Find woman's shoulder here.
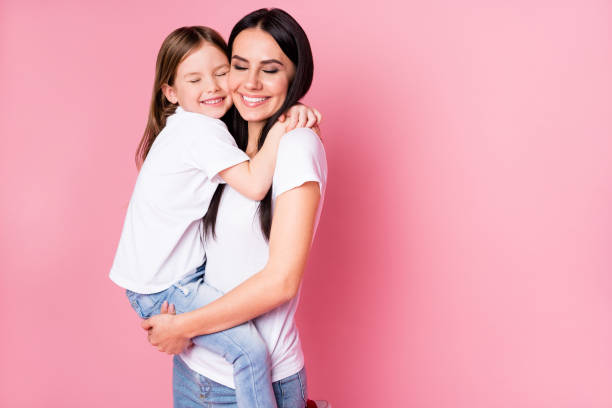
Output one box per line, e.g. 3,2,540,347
273,127,327,197
278,127,325,161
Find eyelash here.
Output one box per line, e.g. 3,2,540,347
232,65,278,74
189,72,226,82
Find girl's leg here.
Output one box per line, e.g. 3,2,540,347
173,356,307,408
169,276,276,408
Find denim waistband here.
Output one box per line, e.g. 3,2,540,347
176,262,206,286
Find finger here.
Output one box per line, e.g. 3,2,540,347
278,113,286,122
314,109,322,124
288,113,298,131
306,110,316,128
141,319,152,330
296,110,307,128
160,301,168,314
169,303,176,315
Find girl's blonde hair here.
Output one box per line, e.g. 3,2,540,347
135,26,227,168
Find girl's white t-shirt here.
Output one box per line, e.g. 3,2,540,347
179,128,327,388
109,107,249,294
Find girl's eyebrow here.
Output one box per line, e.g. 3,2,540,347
232,55,284,66
183,64,228,76
213,63,230,70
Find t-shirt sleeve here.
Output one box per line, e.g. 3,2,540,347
183,116,249,183
273,127,328,199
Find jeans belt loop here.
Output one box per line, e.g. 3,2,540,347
175,282,189,296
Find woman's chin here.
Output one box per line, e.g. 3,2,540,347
236,110,270,123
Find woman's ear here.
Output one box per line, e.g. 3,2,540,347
161,83,178,104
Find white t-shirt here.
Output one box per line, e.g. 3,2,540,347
109,107,249,294
179,127,328,388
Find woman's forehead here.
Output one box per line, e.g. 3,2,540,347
232,28,288,64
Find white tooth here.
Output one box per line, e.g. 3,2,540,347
243,96,266,103
202,98,222,104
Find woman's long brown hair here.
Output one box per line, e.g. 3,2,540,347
202,9,314,241
135,26,228,168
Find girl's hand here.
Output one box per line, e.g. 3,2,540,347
141,301,193,355
278,103,322,132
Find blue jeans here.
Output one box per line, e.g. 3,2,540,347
126,266,276,408
173,354,308,408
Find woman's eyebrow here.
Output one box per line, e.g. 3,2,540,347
232,55,284,66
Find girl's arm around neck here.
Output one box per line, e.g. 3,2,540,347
217,122,286,201
177,181,321,337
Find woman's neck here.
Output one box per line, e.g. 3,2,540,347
246,121,265,158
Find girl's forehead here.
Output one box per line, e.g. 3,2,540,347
178,44,229,73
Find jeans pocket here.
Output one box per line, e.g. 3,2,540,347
297,368,308,402
125,289,167,319
278,369,308,406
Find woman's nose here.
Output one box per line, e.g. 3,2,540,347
244,70,262,90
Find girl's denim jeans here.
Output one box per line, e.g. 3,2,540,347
172,354,308,408
126,265,276,408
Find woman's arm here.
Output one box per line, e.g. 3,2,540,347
142,181,321,352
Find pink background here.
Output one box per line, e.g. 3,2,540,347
1,0,611,407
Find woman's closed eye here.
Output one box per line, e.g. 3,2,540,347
232,64,248,71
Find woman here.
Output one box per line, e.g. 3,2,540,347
141,8,327,407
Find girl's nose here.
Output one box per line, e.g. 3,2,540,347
203,76,220,93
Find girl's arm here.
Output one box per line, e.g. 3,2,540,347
218,106,320,201
217,121,284,201
142,181,321,352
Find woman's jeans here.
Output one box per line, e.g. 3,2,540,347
173,354,308,408
126,266,276,408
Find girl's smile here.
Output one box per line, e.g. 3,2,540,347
163,42,233,119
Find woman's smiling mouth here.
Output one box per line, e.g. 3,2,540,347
240,94,270,107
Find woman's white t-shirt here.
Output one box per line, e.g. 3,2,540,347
179,128,327,388
109,107,249,294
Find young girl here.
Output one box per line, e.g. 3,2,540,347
109,26,319,408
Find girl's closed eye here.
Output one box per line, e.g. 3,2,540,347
189,78,201,83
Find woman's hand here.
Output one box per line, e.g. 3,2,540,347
141,301,193,355
278,103,322,131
